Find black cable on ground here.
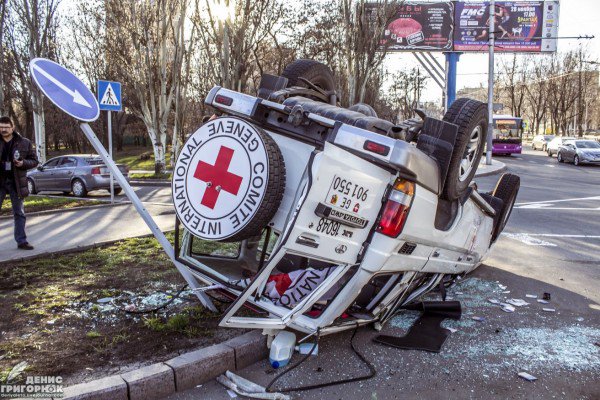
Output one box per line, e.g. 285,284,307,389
265,323,376,393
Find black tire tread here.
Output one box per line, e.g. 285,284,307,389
491,173,520,242
282,59,335,91
223,126,286,242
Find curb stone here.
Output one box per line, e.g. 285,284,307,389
62,375,128,400
0,202,129,220
121,363,174,400
59,331,267,399
129,180,170,187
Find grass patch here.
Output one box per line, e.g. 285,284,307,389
129,172,172,180
45,146,172,172
114,148,172,171
86,331,102,339
0,196,105,216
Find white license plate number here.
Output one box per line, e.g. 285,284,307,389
325,175,369,214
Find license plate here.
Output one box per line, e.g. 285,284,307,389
325,175,370,215
315,203,368,228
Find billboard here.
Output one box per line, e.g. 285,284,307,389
382,2,454,51
379,1,559,53
453,1,559,52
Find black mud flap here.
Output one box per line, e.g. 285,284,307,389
373,301,461,353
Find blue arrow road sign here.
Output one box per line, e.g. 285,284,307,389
29,58,99,122
98,80,122,112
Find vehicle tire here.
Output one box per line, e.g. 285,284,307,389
532,143,536,150
224,129,286,242
441,98,487,201
557,152,564,163
113,188,122,195
348,103,378,117
547,149,552,157
491,173,520,242
71,179,88,198
282,59,336,92
574,155,580,166
27,178,37,195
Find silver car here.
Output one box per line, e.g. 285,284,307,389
27,155,130,197
557,140,600,166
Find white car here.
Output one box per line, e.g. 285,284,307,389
531,134,554,151
547,136,576,156
172,60,520,338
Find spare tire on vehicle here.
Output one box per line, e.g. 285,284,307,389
172,116,286,242
441,98,487,201
282,59,336,92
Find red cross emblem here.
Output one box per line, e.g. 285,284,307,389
194,146,243,209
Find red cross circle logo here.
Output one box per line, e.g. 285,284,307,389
193,146,243,209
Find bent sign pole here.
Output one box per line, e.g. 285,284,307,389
79,123,217,312
29,58,216,312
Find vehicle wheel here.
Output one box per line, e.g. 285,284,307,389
71,179,88,198
574,155,580,166
557,152,563,163
282,59,336,92
27,178,37,195
113,188,122,195
491,173,520,242
531,143,536,150
547,149,552,157
441,98,487,201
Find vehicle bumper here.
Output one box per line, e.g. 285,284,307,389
86,175,130,190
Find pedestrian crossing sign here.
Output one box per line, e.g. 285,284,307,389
97,80,122,111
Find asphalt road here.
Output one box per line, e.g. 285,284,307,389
166,147,600,400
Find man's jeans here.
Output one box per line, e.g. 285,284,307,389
0,180,27,245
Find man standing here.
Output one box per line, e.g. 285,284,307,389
0,116,39,250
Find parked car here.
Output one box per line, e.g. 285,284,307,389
557,140,600,165
27,155,129,197
547,136,576,157
172,59,521,337
531,134,555,151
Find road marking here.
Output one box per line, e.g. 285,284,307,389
502,233,600,247
516,196,600,206
502,233,556,246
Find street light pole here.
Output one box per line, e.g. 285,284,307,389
486,0,495,165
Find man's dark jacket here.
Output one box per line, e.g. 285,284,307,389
0,132,39,198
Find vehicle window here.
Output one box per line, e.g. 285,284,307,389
60,157,77,167
43,158,61,168
493,119,521,139
576,141,600,149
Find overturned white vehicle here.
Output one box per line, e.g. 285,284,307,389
172,60,520,338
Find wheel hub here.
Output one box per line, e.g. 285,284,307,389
459,125,482,182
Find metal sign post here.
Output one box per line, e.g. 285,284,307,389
98,80,122,203
79,122,217,312
30,59,216,312
486,0,495,166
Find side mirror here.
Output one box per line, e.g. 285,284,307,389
37,166,44,171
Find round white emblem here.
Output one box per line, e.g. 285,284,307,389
172,117,269,240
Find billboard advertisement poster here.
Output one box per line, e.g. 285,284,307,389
453,1,559,52
382,2,454,51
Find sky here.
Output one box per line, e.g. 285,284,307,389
383,0,600,103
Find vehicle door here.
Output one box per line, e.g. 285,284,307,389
35,157,61,190
564,142,576,162
55,157,78,190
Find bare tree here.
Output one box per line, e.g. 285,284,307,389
109,0,188,173
5,0,60,162
339,0,397,106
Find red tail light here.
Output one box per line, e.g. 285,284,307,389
377,179,415,237
91,167,101,175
